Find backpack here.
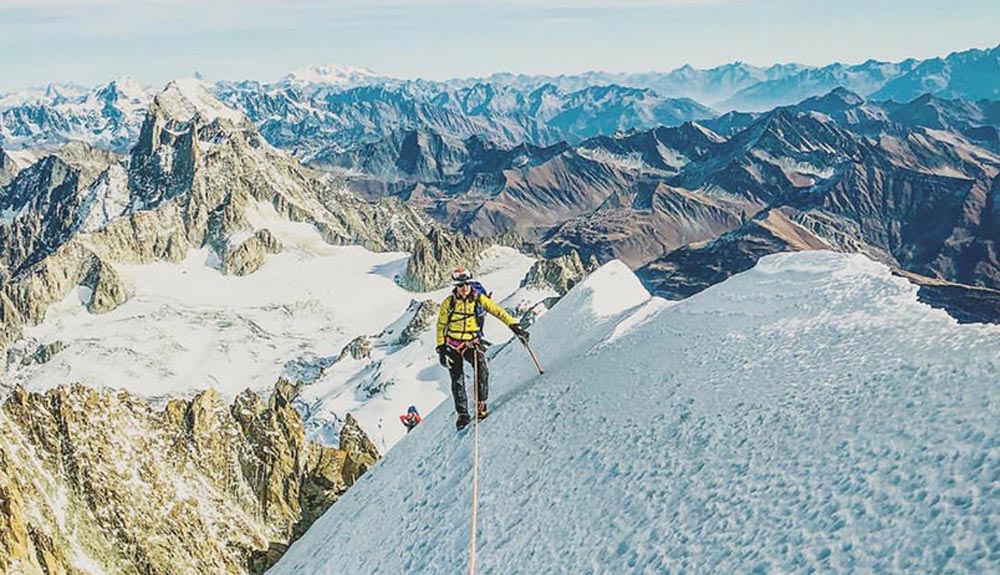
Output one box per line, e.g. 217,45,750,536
448,280,491,338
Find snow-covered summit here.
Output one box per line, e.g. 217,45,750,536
155,78,244,123
269,250,1000,574
0,82,90,107
280,63,382,87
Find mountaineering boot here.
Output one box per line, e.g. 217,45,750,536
476,401,489,420
456,413,471,430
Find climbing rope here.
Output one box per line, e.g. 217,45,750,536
468,347,481,575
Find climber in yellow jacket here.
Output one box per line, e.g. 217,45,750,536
436,266,529,430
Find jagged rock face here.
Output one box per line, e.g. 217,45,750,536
338,335,372,361
0,293,23,357
0,155,82,273
0,149,18,188
0,383,379,575
338,413,379,486
127,93,198,211
519,251,596,295
0,81,430,357
397,227,491,291
82,257,131,313
220,229,283,276
395,299,438,346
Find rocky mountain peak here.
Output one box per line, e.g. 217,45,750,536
1,79,429,357
0,149,15,188
154,78,246,125
0,154,76,217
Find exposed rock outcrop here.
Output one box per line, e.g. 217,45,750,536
338,413,379,486
519,250,597,295
83,256,131,313
0,293,23,355
21,340,66,367
397,227,490,291
0,383,380,575
220,229,283,276
0,149,18,188
338,335,372,361
395,299,438,346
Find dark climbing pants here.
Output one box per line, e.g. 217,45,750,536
446,344,488,417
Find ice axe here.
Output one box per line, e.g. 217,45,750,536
516,332,544,374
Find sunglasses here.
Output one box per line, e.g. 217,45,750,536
455,282,471,287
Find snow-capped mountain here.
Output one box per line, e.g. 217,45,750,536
0,77,152,152
278,63,383,90
2,44,996,161
268,251,1000,574
216,80,715,164
0,78,432,355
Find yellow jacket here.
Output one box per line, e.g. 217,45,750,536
437,291,517,346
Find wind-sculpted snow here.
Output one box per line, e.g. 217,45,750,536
268,251,1000,574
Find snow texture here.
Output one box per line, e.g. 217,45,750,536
268,251,1000,575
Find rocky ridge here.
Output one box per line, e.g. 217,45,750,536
519,250,597,295
397,227,497,291
0,382,379,575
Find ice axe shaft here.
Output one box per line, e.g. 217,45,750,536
519,336,544,374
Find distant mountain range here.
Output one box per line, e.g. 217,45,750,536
1,44,997,156
332,87,1000,321
3,43,1000,321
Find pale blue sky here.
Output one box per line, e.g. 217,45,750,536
0,0,997,92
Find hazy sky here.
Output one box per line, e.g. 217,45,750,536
0,0,997,92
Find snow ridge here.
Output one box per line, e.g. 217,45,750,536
268,251,1000,575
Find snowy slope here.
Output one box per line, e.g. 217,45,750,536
268,251,1000,574
295,246,555,450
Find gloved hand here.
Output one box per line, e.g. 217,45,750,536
510,323,529,343
436,344,450,367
